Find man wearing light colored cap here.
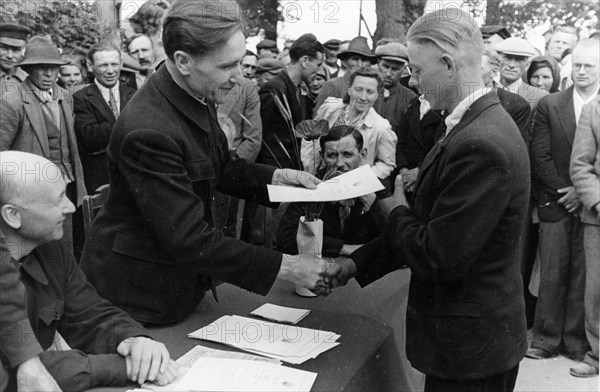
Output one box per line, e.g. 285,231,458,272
374,42,416,134
0,23,30,97
495,37,548,110
254,57,285,88
314,36,377,113
256,39,278,59
0,36,86,254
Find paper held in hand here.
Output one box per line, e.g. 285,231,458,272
268,165,384,202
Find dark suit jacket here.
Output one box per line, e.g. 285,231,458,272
373,83,417,134
530,86,581,221
73,83,136,193
0,78,86,205
257,71,304,169
80,65,283,324
496,86,532,145
396,96,445,170
350,93,529,379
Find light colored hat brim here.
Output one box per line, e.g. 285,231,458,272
19,57,69,66
379,55,408,64
0,36,26,47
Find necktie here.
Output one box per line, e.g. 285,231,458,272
109,89,119,118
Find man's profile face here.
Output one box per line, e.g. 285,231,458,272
17,176,75,244
128,35,155,71
90,50,121,88
322,134,365,173
547,32,577,61
183,29,245,104
241,55,257,79
28,64,60,91
378,58,404,88
498,53,529,86
300,52,324,85
0,40,25,73
407,41,449,111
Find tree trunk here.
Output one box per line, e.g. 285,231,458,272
374,0,427,44
485,0,502,25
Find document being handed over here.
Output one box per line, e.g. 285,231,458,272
267,165,384,202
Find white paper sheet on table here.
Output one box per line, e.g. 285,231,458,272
250,303,311,324
267,165,384,202
188,315,340,364
141,345,280,391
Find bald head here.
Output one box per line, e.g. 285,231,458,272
0,151,62,206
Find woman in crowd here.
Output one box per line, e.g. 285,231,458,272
57,54,85,89
301,66,396,180
525,55,561,93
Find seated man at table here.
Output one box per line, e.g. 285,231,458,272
277,126,382,257
0,151,178,391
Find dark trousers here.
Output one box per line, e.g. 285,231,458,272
424,365,519,392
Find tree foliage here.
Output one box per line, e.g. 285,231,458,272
0,1,111,52
237,0,282,40
484,0,598,38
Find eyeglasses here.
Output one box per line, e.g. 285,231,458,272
572,63,597,72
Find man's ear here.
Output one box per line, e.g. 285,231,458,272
441,53,457,76
359,147,368,162
0,204,22,231
299,55,309,68
173,51,193,76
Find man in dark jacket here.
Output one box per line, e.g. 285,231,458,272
0,151,177,391
74,40,136,194
80,0,330,326
328,9,530,391
277,126,381,257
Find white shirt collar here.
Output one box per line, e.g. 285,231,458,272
503,78,522,94
94,79,120,107
444,87,491,136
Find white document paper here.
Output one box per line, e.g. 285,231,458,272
267,165,384,202
141,345,280,391
250,303,311,324
177,357,317,392
188,315,340,364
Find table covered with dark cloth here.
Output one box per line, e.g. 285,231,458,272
89,269,423,392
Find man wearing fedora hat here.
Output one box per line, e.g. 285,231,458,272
0,23,30,97
0,36,86,255
314,36,377,112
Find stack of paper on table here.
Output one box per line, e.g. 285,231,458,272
250,303,311,324
137,346,316,392
188,315,340,364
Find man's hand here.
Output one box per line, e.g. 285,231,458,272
118,337,171,385
272,169,321,189
557,186,581,214
400,167,419,192
340,244,363,256
17,356,62,392
278,254,331,295
126,358,179,387
358,192,376,211
325,257,358,288
375,175,409,219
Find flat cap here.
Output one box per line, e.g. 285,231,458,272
0,23,30,46
255,58,285,74
480,25,511,40
256,39,278,52
323,39,341,50
375,42,408,63
494,37,536,57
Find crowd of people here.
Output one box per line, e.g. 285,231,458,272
0,0,599,391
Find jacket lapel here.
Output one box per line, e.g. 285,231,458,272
87,84,115,122
21,80,50,155
119,84,135,111
407,100,425,148
554,87,576,147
